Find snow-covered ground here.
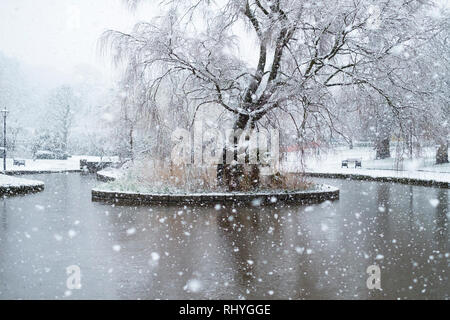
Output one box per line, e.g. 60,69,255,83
4,157,79,172
4,155,119,173
0,174,44,188
283,146,450,183
306,167,450,184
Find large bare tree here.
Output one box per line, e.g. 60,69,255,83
103,0,441,188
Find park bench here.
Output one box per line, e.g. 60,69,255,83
13,159,26,167
341,158,362,168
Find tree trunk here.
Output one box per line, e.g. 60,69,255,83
375,110,391,160
436,142,449,164
62,130,68,154
376,138,390,159
406,128,413,158
217,114,260,191
129,126,134,161
62,104,71,154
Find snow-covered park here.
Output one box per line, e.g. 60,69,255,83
290,146,450,185
3,157,80,173
0,0,449,304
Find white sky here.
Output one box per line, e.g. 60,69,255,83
0,0,158,84
0,0,448,86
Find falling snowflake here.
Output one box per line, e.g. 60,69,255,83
251,198,262,207
184,279,202,293
68,230,77,238
429,199,439,208
151,252,160,261
295,247,305,254
126,228,136,235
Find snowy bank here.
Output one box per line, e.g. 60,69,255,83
0,174,44,196
282,146,450,188
4,155,121,174
299,146,446,171
304,168,449,188
92,184,339,206
4,157,81,174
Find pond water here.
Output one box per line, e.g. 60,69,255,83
0,173,448,299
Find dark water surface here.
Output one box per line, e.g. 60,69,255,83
0,173,448,299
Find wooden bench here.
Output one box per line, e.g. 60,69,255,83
341,158,362,168
13,159,26,167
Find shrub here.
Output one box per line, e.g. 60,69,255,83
104,157,311,193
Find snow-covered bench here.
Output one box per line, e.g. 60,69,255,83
13,159,26,167
341,158,362,168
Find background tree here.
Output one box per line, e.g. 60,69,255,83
45,86,78,154
391,8,450,164
31,129,60,156
428,16,450,164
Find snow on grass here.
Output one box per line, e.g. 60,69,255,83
306,167,450,184
285,146,448,171
4,155,119,173
417,162,450,173
4,157,80,172
282,146,450,183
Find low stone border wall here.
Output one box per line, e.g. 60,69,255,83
0,183,44,196
92,185,339,206
305,172,449,188
6,169,81,175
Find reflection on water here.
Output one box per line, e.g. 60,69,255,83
0,173,448,299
